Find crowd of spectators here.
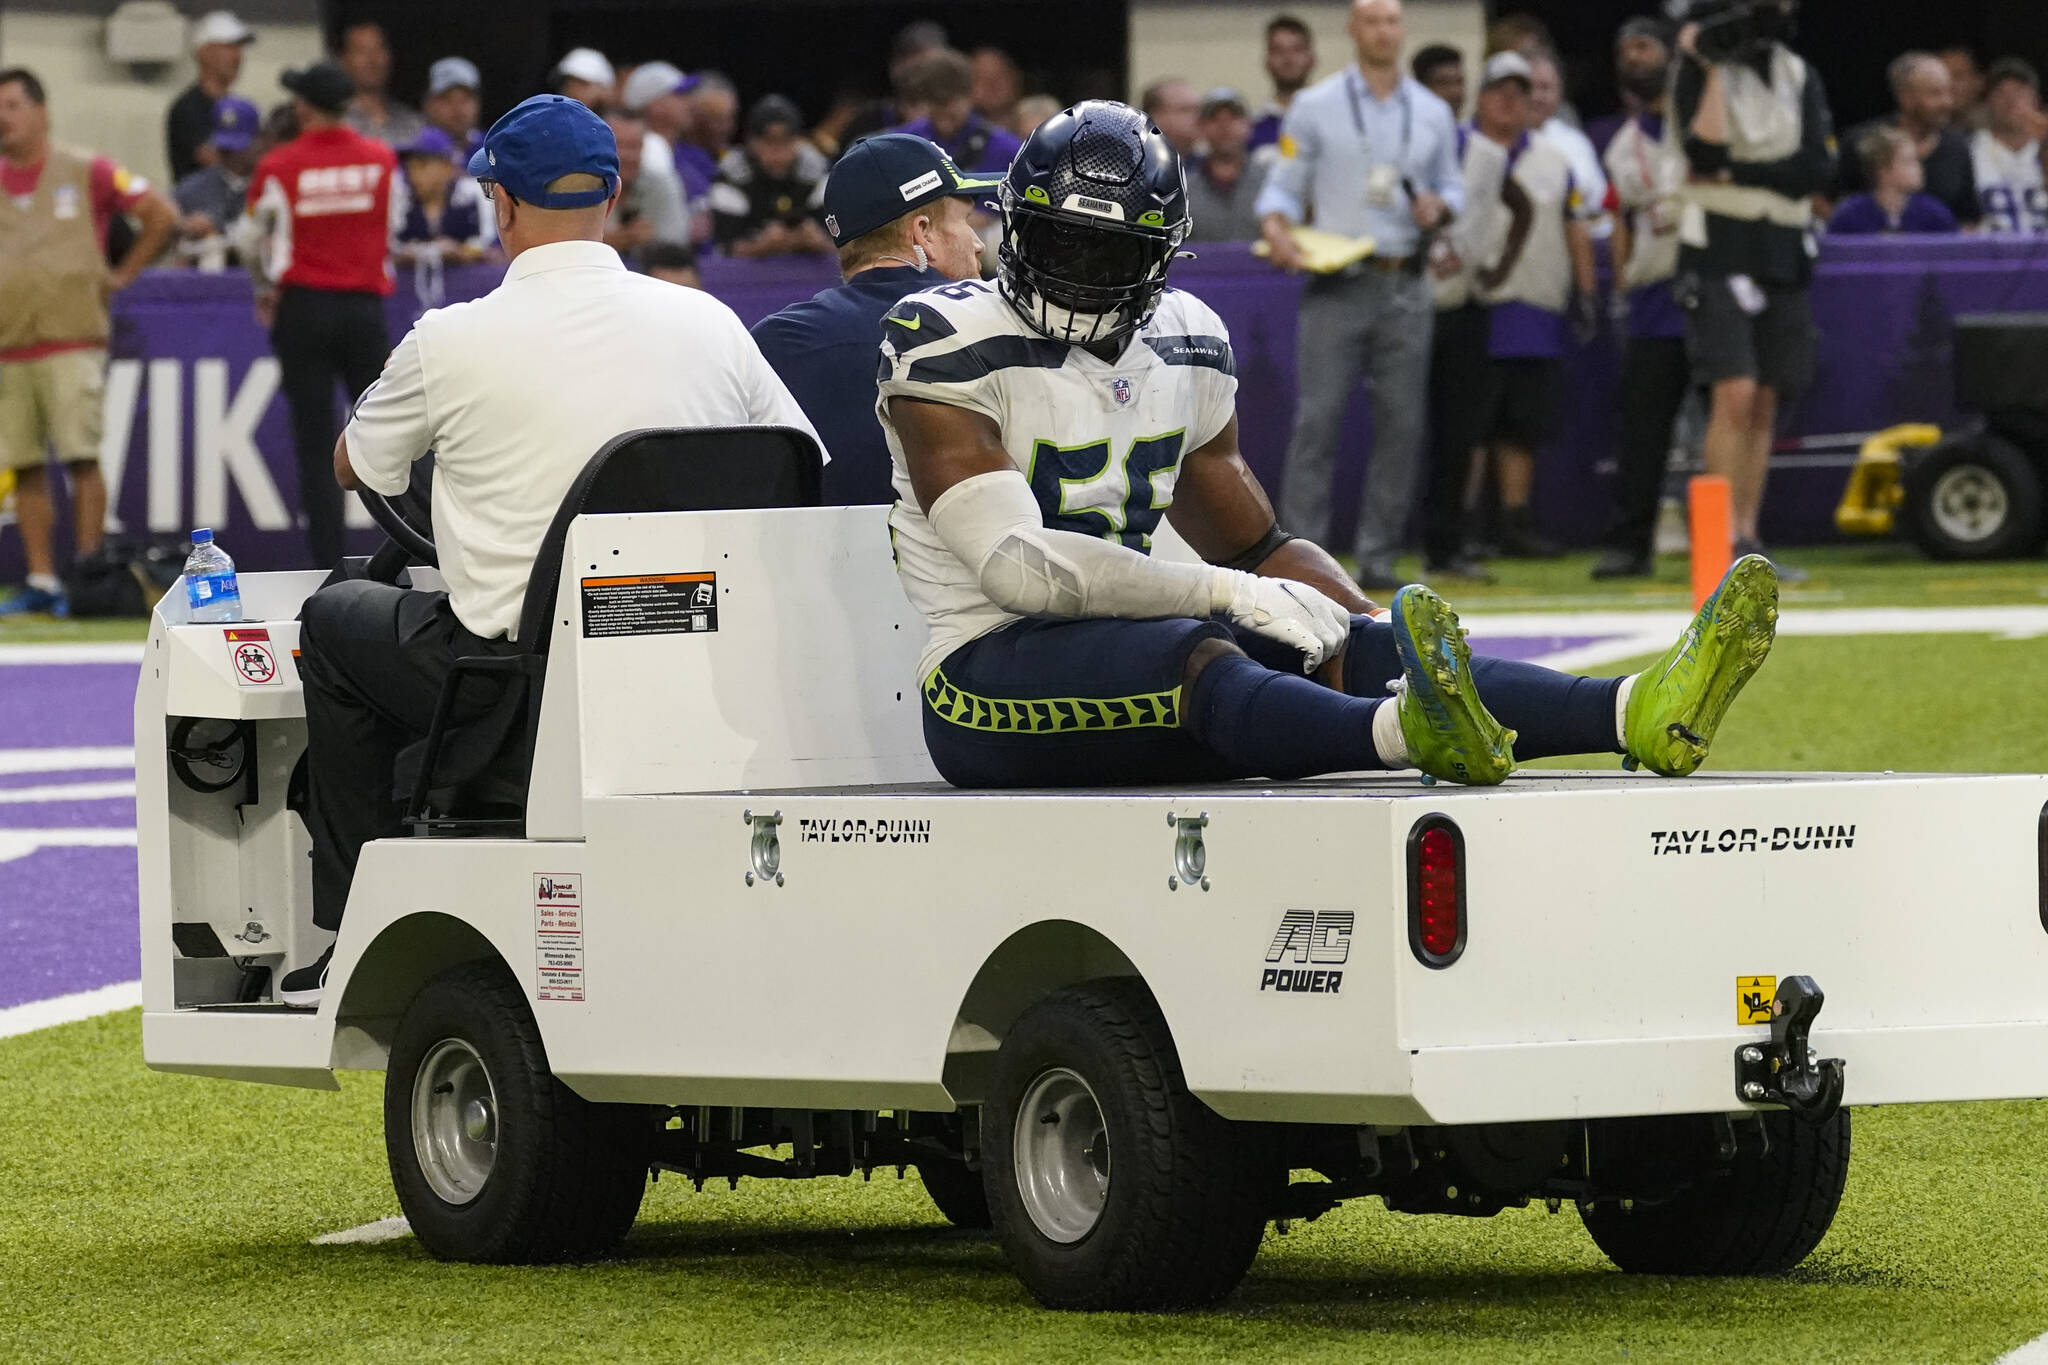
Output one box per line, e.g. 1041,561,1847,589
150,11,1097,282
27,2,2048,586
148,6,2048,279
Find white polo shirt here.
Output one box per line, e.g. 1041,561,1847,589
344,238,822,640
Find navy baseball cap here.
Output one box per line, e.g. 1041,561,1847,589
467,94,619,208
821,133,1002,245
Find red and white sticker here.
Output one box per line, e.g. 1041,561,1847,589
225,627,281,685
534,873,583,1001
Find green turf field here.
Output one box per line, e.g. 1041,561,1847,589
1527,632,2048,774
3,1014,2046,1365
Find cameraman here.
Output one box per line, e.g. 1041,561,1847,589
1672,0,1835,568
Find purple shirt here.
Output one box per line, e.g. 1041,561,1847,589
1826,193,1960,236
1249,111,1283,151
673,143,718,201
1628,281,1687,341
890,113,1023,175
1489,301,1572,359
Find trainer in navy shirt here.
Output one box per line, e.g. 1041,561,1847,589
751,135,999,504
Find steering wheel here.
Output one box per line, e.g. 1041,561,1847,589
358,453,438,582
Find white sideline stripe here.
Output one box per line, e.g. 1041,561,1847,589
0,981,141,1040
0,780,136,804
0,827,138,863
0,747,134,775
1459,604,2048,641
1468,603,2048,676
311,1216,413,1246
0,643,145,665
1995,1332,2048,1364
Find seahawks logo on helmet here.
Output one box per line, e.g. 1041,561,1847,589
996,100,1191,348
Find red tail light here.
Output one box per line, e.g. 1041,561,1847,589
1408,816,1466,968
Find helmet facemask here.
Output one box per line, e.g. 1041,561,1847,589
997,187,1184,347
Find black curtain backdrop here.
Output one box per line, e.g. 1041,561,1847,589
321,0,1128,129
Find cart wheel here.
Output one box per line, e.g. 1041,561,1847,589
1580,1109,1850,1275
384,960,657,1264
917,1158,993,1230
982,979,1278,1310
1903,434,2044,560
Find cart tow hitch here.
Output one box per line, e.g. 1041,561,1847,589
1733,975,1846,1125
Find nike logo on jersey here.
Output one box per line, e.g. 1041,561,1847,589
886,313,923,330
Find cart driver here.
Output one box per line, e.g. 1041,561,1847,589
878,99,1780,791
284,95,816,1007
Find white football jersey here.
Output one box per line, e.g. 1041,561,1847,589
876,280,1239,680
1971,129,2048,233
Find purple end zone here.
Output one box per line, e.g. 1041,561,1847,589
0,846,140,1010
0,663,139,749
1469,633,1624,664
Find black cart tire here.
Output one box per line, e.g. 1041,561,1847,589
1904,434,2045,560
1581,1109,1851,1275
982,979,1278,1311
917,1158,994,1230
384,960,657,1264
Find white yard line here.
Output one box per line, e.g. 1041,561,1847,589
0,746,134,775
1995,1333,2048,1364
1465,603,2048,675
0,981,141,1040
0,643,145,665
1459,604,2048,640
0,780,136,804
311,1217,412,1246
0,827,139,864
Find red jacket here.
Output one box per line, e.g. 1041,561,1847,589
246,125,398,294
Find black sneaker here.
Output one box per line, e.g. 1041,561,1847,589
1590,548,1653,580
1355,556,1403,591
279,944,333,1008
1497,508,1562,559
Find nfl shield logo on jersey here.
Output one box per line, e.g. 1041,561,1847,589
1111,377,1133,407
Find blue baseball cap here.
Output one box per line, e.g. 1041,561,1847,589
821,133,1003,245
210,94,261,151
467,94,619,209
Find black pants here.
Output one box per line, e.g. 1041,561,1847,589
1422,304,1492,566
271,288,389,568
296,581,514,930
1602,334,1694,560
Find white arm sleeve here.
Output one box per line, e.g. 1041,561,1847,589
928,469,1225,622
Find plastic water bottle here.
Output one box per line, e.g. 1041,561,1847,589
181,529,243,624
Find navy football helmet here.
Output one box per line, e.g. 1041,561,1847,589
996,100,1191,347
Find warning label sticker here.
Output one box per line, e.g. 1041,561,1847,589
225,627,282,686
580,572,717,638
1737,975,1776,1025
535,873,584,1002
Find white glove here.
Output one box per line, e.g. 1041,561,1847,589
1212,570,1353,672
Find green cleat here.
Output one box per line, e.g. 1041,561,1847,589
1624,553,1779,778
1391,584,1517,786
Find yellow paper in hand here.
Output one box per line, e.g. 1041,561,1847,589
1253,226,1378,273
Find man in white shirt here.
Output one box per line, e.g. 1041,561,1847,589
284,95,817,1005
1972,58,2048,233
1527,47,1610,238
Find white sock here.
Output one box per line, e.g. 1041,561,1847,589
1373,683,1411,768
1614,674,1638,750
26,572,61,594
